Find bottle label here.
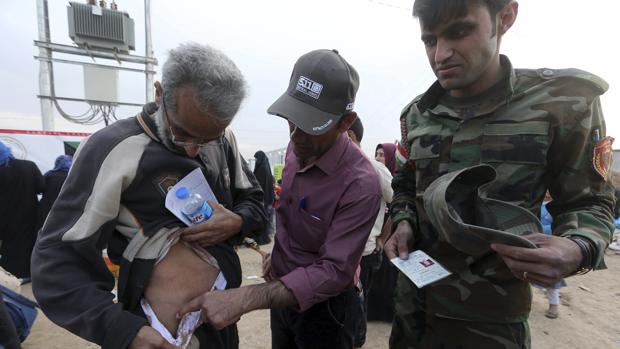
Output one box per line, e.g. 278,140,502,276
186,201,212,224
189,212,206,224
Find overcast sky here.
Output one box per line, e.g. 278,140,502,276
0,0,618,159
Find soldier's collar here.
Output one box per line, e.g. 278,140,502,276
417,81,445,114
505,55,517,97
417,55,516,115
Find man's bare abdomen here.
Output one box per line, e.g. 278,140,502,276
144,242,219,334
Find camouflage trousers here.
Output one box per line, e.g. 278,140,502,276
390,274,531,349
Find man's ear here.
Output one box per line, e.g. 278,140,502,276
154,81,163,105
498,1,519,35
339,112,358,133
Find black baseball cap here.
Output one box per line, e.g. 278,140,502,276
267,49,359,135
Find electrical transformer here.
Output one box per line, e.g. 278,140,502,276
67,2,135,53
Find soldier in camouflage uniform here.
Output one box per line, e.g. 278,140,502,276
384,0,615,348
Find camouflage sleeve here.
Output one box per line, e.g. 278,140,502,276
390,104,418,230
546,93,615,270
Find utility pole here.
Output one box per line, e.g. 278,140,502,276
145,0,154,103
36,0,54,131
34,0,157,128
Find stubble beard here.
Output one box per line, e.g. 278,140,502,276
153,108,185,154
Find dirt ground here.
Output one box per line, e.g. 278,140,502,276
19,245,620,348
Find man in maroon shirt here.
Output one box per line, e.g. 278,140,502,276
179,49,381,348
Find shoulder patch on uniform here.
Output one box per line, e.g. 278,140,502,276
592,136,614,180
536,68,609,93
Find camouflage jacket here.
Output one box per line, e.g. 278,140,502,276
391,55,615,323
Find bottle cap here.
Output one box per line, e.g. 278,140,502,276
175,186,189,199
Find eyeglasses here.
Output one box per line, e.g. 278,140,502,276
161,95,224,148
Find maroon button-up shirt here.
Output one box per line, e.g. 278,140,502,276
271,134,381,311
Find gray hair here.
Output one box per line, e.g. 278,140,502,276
161,42,247,121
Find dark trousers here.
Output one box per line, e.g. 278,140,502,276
271,289,361,349
0,298,21,349
390,313,530,349
354,252,383,347
193,323,239,349
390,274,530,349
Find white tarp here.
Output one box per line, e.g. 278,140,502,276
0,129,89,174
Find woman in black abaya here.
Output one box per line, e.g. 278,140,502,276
252,151,275,245
0,141,44,278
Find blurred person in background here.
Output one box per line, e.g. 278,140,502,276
36,155,73,232
0,141,44,279
252,151,275,245
537,193,566,319
375,143,397,174
363,142,399,323
346,117,394,348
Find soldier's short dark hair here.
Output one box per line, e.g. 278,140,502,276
413,0,511,31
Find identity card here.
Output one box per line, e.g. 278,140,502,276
390,250,452,288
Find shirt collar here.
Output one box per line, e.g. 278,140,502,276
294,133,349,176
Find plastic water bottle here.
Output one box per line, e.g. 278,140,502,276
176,186,213,224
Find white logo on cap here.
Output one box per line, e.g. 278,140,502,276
296,76,323,99
313,119,333,132
346,102,354,111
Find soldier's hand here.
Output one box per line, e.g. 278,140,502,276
178,289,245,330
384,220,414,260
129,326,180,349
180,201,243,246
491,233,583,287
375,236,387,253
